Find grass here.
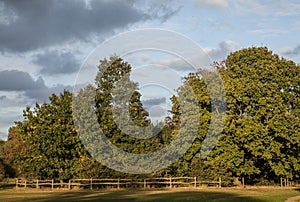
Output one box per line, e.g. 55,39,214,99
0,187,299,202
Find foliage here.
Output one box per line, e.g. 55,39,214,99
15,91,91,180
205,47,300,183
1,47,299,184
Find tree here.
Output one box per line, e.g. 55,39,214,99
6,48,298,183
206,47,300,183
0,127,23,178
16,90,90,180
73,56,170,174
159,71,217,176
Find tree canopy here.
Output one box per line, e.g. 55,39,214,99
1,47,298,185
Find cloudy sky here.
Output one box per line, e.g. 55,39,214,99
0,0,299,140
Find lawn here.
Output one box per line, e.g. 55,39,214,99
0,187,299,202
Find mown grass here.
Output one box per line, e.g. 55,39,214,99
0,187,299,202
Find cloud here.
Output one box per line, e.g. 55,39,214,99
281,45,300,56
193,0,228,8
33,50,80,75
0,70,42,91
141,97,169,121
0,70,71,102
25,83,73,102
0,92,28,140
132,0,182,22
157,58,195,72
142,97,166,107
0,70,73,139
0,132,6,140
248,29,288,37
149,105,167,118
0,0,151,52
205,40,241,61
149,3,182,23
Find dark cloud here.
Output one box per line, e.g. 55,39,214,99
282,45,300,55
142,97,166,107
0,70,71,102
207,40,241,61
25,83,73,102
0,95,6,100
0,70,42,91
0,0,150,52
33,50,80,75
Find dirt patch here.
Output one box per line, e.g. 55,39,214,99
285,196,300,202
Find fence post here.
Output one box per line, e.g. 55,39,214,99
242,177,245,188
51,179,54,190
68,179,71,190
219,177,222,188
117,178,120,189
284,178,287,187
24,180,27,189
36,179,39,189
194,177,197,188
15,178,18,188
144,179,146,189
90,178,93,190
169,177,172,188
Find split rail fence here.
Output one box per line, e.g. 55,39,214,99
16,177,222,190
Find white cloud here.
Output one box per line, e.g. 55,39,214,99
248,29,288,37
0,92,30,140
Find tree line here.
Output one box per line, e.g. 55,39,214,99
0,47,299,186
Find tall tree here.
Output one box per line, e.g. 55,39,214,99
93,56,161,153
16,90,90,180
73,56,167,174
207,47,300,183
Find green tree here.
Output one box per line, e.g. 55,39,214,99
16,90,90,180
73,56,168,175
78,56,162,154
207,47,300,183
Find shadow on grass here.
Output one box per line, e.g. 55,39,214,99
0,189,267,202
0,183,15,189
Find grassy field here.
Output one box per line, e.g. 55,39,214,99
0,187,299,202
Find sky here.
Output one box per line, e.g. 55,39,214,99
0,0,300,140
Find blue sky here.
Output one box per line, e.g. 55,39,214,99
0,0,299,140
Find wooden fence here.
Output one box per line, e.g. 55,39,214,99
280,177,299,187
16,177,222,190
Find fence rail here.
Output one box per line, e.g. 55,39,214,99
16,177,222,190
